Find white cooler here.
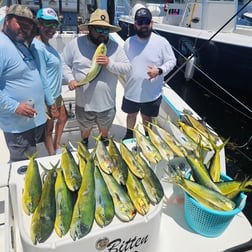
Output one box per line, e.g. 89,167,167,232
9,155,162,252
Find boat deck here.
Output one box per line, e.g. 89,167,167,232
0,31,251,252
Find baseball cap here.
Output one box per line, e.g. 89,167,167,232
134,8,152,21
7,4,35,23
36,8,60,24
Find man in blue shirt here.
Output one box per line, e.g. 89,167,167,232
0,4,50,161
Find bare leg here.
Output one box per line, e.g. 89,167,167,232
53,104,68,150
81,128,92,139
141,114,152,127
44,118,55,155
123,112,138,140
126,112,138,129
141,113,152,135
98,126,109,138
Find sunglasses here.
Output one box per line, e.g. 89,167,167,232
41,21,58,29
93,27,109,34
136,18,151,26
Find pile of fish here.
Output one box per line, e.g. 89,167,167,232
21,134,165,245
21,113,252,244
163,112,252,212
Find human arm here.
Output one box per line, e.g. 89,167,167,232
105,42,131,76
158,39,177,76
31,40,59,118
0,90,37,118
62,40,77,90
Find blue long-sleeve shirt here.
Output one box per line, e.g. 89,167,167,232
32,38,62,104
0,32,46,133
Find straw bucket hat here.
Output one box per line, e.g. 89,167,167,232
79,9,121,33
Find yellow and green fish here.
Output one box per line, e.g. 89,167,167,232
120,141,145,179
100,167,136,222
108,136,128,185
22,151,42,215
134,151,164,205
30,161,58,244
126,169,150,215
94,163,115,227
133,125,162,164
61,144,82,191
77,43,107,86
54,167,74,237
70,153,95,240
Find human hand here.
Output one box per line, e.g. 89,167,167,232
147,66,159,80
68,80,78,90
15,102,37,118
96,55,109,66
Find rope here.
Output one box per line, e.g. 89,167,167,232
164,44,252,120
157,0,252,115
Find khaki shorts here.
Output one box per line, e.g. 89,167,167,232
75,106,116,131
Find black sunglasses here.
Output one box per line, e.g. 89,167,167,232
136,18,151,26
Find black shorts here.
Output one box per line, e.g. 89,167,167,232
4,123,46,162
121,95,162,117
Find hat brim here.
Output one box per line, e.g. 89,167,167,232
79,21,121,33
38,16,61,25
7,13,37,25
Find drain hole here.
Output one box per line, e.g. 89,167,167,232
17,165,28,175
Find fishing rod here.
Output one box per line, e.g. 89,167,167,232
76,0,81,33
58,0,63,34
164,0,252,114
38,0,42,9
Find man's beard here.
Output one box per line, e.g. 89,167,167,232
135,27,152,38
5,25,28,43
89,33,109,45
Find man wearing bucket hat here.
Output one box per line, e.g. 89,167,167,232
32,8,68,155
0,4,49,161
62,9,131,147
121,7,176,140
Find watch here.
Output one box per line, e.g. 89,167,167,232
158,68,163,75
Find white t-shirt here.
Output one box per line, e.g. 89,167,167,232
124,32,176,102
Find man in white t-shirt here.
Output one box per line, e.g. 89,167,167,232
122,7,176,140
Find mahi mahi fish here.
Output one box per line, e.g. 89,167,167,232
22,151,42,215
126,169,150,215
54,167,74,237
108,136,128,185
70,152,95,240
134,151,164,205
94,162,115,227
94,134,116,174
119,141,145,179
30,161,59,244
77,43,107,86
133,125,162,164
100,166,136,222
166,166,236,211
61,144,82,191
